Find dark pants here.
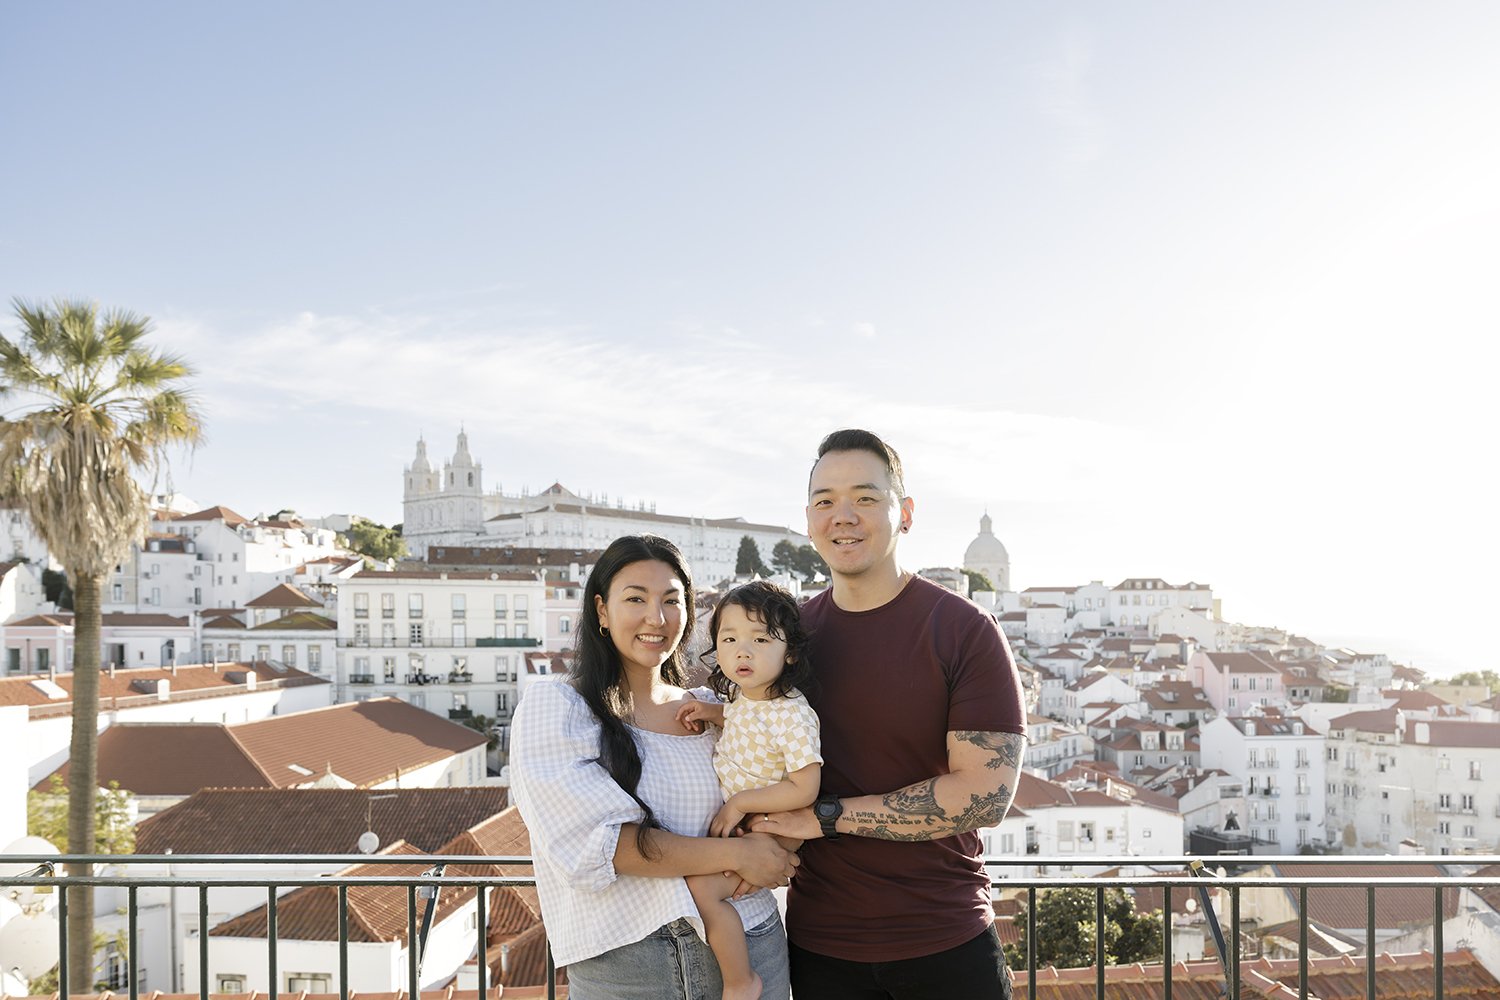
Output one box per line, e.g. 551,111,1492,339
789,924,1012,999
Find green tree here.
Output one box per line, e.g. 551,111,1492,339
964,569,996,594
735,535,770,576
771,539,799,575
42,566,75,610
1003,886,1163,970
0,298,201,987
28,775,136,855
1322,684,1351,703
1446,670,1500,689
792,543,830,583
342,516,406,562
461,712,501,753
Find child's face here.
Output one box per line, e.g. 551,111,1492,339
714,602,790,701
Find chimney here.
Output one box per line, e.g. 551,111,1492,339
1414,722,1430,744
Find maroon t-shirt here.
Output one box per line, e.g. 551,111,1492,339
789,575,1026,962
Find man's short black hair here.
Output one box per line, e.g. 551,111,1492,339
814,428,906,497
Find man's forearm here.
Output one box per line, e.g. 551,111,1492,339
837,731,1025,842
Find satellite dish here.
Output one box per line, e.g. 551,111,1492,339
357,830,380,854
0,911,61,978
0,836,59,909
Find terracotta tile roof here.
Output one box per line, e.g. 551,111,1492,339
1201,651,1280,674
247,611,337,632
421,545,603,568
203,613,248,629
1328,706,1400,734
42,697,484,795
1404,719,1500,748
166,504,249,526
0,661,326,711
42,723,269,793
352,569,541,582
211,841,478,944
136,786,510,855
1264,863,1459,931
245,583,324,608
6,611,191,628
1012,949,1494,998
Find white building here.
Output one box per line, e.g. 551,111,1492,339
337,569,549,728
1198,713,1327,852
1110,578,1215,630
4,611,196,674
1323,708,1500,855
983,771,1183,881
962,512,1010,593
2,662,332,787
400,432,807,583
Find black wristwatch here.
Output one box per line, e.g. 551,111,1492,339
814,794,843,840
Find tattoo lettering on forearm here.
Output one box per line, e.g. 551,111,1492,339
882,778,943,823
954,731,1026,770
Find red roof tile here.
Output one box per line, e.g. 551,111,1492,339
245,583,324,608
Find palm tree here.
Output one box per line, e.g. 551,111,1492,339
0,298,201,987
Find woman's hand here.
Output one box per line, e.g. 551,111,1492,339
730,831,799,892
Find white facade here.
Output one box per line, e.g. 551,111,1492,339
337,570,548,728
21,671,333,785
1324,714,1500,854
0,507,50,565
0,705,29,845
1198,715,1327,852
400,432,807,584
984,787,1183,881
962,512,1010,593
1110,578,1215,629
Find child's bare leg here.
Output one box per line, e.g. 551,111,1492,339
687,872,762,1000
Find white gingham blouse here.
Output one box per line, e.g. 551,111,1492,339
509,680,777,967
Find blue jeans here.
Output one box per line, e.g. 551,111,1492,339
566,911,791,1000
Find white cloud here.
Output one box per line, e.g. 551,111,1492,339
1032,25,1105,169
852,321,877,339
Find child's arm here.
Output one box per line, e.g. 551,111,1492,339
710,763,821,838
674,697,724,734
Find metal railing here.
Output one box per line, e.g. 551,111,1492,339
3,853,1494,1000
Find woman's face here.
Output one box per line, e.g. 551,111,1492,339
595,558,687,674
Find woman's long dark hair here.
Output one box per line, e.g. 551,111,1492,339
570,534,697,857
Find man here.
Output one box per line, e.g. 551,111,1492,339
753,428,1026,999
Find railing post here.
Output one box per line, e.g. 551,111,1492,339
1366,886,1376,1000
1298,884,1308,1000
1095,886,1105,998
408,884,420,999
338,883,350,1000
1231,884,1241,1000
199,884,209,1000
57,883,69,1000
1027,884,1037,1000
1435,885,1444,1000
1163,885,1172,1000
476,885,488,998
129,885,140,1000
268,885,279,1000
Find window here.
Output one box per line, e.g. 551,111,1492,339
1439,793,1453,811
560,615,572,635
307,646,322,672
1381,813,1391,826
354,593,369,618
1462,794,1476,812
112,583,123,602
452,593,466,619
287,975,331,993
1440,755,1451,771
1439,821,1451,836
494,623,507,639
1471,761,1483,780
227,643,240,660
515,595,529,620
515,624,528,640
1465,825,1476,838
354,622,369,644
409,593,423,616
381,592,395,618
383,657,396,682
410,624,424,645
282,645,296,666
256,644,271,662
494,594,508,617
217,977,246,993
1079,822,1095,843
452,623,466,645
1231,677,1241,690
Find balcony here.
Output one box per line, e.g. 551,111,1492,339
475,636,543,648
4,852,1491,1000
448,671,473,684
347,673,375,685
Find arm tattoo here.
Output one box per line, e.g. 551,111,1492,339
882,778,943,821
953,730,1026,770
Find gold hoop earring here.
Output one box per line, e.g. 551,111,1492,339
599,624,610,637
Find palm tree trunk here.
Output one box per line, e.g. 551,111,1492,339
66,570,102,989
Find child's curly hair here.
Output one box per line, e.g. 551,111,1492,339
700,580,813,701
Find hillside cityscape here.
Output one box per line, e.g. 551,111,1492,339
2,428,1496,995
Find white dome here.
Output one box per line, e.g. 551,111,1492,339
963,512,1009,565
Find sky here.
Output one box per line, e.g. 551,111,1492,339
2,3,1497,677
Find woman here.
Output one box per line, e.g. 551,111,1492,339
509,534,798,999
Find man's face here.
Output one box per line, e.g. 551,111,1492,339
806,448,913,582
